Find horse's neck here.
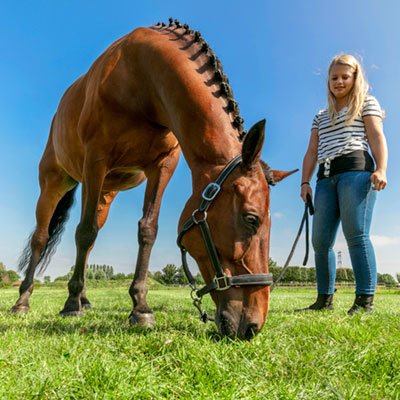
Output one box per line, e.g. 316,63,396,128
176,125,241,175
169,107,241,187
136,28,242,178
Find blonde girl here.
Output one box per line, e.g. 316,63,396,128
299,54,388,314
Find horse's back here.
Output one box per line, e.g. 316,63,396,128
49,27,179,188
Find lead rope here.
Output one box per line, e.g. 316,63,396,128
270,194,314,292
180,246,214,323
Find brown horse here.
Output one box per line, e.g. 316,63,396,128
12,19,294,339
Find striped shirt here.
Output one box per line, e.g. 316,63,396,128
312,95,383,177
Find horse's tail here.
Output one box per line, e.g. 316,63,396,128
18,185,78,275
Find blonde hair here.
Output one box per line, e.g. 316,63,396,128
327,54,369,125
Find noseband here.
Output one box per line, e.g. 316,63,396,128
177,155,273,322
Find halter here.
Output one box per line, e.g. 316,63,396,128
177,155,273,322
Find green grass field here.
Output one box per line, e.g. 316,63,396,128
0,286,399,399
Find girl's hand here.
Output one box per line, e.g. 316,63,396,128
370,169,387,191
300,183,313,202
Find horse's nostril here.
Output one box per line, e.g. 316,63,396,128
218,314,237,338
244,323,259,340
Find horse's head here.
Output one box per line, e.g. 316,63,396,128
178,120,295,339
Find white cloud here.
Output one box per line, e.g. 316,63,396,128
371,235,400,247
272,212,284,219
312,68,322,76
326,232,400,249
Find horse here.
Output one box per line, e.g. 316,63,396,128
12,19,295,339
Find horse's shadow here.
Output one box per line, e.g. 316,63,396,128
0,303,225,341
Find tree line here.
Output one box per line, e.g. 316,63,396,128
268,259,398,286
151,264,205,286
54,264,133,282
1,259,399,288
54,263,205,286
0,262,20,287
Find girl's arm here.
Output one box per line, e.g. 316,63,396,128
364,115,388,191
300,128,318,202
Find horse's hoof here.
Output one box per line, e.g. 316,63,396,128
128,311,156,328
82,303,92,310
10,306,29,315
60,310,83,317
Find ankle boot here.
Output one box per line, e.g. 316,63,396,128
295,294,334,312
348,294,374,315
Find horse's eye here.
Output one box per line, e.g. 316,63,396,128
243,213,261,234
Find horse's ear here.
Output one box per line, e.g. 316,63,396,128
241,119,265,170
267,168,299,185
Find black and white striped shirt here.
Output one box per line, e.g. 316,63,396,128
312,95,383,177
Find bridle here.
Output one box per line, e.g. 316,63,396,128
177,155,273,322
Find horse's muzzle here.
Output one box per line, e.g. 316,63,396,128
216,310,262,340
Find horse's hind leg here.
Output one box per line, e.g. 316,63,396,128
60,154,107,316
80,190,118,309
129,146,180,327
12,166,76,314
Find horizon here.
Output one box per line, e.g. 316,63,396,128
1,1,399,281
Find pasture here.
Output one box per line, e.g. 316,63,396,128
0,286,399,399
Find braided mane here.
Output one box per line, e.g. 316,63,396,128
152,19,247,142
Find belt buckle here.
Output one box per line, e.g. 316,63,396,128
214,275,230,291
202,182,221,202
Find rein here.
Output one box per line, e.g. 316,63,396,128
177,155,273,322
270,194,314,291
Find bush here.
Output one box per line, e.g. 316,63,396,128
378,273,397,287
0,262,20,284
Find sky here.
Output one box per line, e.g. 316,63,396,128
0,0,399,280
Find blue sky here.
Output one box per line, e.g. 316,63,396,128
1,0,399,280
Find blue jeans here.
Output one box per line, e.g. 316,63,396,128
312,171,377,295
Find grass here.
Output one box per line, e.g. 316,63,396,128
0,286,399,399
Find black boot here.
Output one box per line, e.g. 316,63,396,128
295,294,334,312
347,294,374,315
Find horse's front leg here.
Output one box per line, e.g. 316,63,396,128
129,146,180,327
60,155,107,316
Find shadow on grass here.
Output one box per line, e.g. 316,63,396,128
0,304,224,340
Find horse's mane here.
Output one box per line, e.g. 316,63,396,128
153,18,247,142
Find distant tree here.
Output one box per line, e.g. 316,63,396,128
113,273,127,280
194,273,205,285
153,271,163,283
269,265,282,281
94,270,107,280
160,264,178,285
336,268,354,283
54,263,118,281
86,269,94,280
378,273,397,287
396,273,400,284
268,265,317,284
151,264,192,285
175,266,189,285
305,267,316,283
44,276,51,284
282,266,301,283
269,258,278,268
0,264,20,283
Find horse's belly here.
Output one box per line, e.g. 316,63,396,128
103,169,146,191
